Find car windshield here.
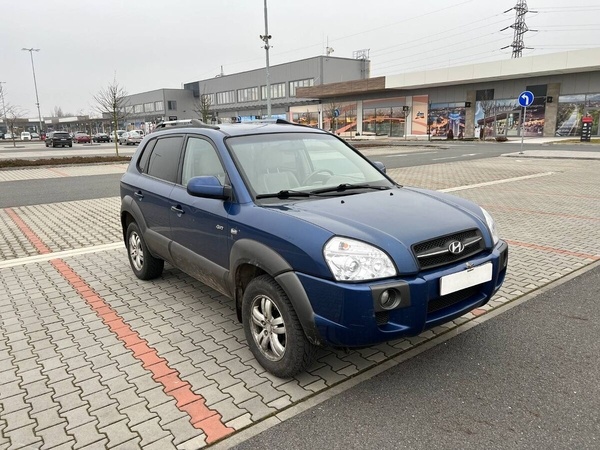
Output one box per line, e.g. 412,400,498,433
227,132,393,198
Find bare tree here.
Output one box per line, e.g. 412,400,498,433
192,90,213,123
4,104,28,148
93,78,129,156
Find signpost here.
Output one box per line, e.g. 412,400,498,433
518,90,534,154
581,114,593,142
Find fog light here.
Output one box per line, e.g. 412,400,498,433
379,289,401,310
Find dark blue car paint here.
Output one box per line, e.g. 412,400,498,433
121,123,507,349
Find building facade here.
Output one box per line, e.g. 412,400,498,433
296,48,600,139
183,55,370,124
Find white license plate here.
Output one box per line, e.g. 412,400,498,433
440,262,492,296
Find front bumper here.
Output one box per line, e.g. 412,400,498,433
296,240,508,347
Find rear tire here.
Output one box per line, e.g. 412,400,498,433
242,275,317,378
126,222,164,280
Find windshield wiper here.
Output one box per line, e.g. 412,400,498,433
256,190,313,199
310,183,391,195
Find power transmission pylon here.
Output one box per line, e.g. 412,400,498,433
501,0,537,58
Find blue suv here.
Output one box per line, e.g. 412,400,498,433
120,120,508,377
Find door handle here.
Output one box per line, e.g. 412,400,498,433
171,205,184,215
134,191,144,199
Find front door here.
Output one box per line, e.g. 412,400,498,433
169,136,231,294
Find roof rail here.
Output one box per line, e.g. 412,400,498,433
153,118,220,132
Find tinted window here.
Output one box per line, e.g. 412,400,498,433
146,136,183,182
137,139,156,173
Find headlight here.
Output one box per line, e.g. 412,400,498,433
324,237,397,281
481,207,499,245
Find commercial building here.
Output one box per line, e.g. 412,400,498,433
118,55,370,131
296,48,600,139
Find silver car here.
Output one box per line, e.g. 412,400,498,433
119,131,143,146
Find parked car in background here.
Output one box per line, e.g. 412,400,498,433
73,132,91,143
119,131,142,146
45,131,73,147
92,133,110,143
30,132,40,139
21,132,32,141
120,120,508,377
2,133,13,139
110,130,126,142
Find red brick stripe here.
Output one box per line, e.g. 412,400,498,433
6,207,233,443
50,259,234,443
5,207,52,254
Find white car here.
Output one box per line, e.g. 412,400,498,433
21,132,32,141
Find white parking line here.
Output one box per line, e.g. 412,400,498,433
0,242,124,269
440,172,555,192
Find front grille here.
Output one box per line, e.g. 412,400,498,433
413,229,485,270
427,286,480,314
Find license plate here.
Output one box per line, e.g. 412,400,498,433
440,262,492,296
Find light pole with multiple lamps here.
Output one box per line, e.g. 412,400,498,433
21,47,44,133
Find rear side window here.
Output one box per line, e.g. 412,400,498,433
146,136,183,182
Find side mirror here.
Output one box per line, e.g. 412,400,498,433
187,176,231,200
373,161,386,174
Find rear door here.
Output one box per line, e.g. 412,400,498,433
133,135,184,259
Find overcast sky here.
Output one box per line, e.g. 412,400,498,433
2,0,599,118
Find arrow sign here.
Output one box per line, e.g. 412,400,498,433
518,90,534,107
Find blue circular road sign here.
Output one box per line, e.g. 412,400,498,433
518,90,535,107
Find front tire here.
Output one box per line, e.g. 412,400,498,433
126,222,164,280
242,275,317,378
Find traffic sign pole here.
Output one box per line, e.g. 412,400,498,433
520,106,526,154
517,90,534,155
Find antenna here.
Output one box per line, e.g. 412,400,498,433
325,36,334,56
501,0,537,58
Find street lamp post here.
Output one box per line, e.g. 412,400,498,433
21,47,44,133
260,0,272,119
0,82,7,136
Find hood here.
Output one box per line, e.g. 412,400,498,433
268,187,489,273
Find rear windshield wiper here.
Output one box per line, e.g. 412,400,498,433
310,183,391,195
256,190,313,199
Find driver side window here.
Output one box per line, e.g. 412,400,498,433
181,137,225,186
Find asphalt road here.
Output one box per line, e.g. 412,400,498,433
363,141,600,168
2,140,599,207
0,173,123,208
230,263,600,450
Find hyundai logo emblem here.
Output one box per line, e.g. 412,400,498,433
448,240,465,254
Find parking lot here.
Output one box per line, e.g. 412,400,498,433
1,152,599,448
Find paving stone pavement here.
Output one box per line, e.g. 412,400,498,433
0,156,598,449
